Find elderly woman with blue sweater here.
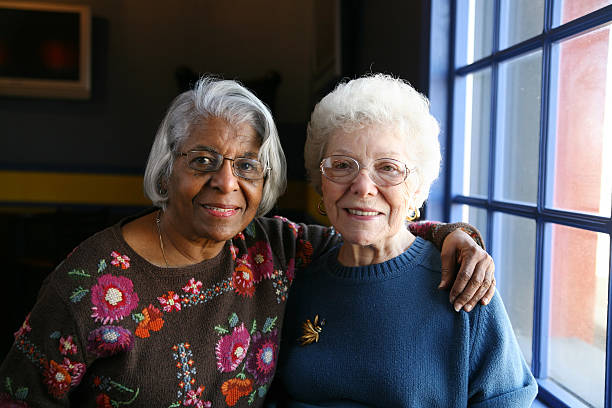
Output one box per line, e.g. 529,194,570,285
274,74,538,407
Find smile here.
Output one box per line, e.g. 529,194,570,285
202,204,239,217
346,208,380,216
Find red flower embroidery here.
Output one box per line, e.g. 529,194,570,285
182,278,203,294
232,263,255,297
220,377,253,406
61,357,85,386
90,274,139,324
158,291,181,312
95,393,113,408
58,335,77,355
247,241,274,282
296,239,313,267
14,313,31,339
43,360,72,399
135,304,165,338
110,251,130,269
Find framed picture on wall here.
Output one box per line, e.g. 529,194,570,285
0,1,91,99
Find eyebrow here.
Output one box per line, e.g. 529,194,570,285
188,145,259,159
331,149,401,159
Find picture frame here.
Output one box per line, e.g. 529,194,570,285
0,1,91,99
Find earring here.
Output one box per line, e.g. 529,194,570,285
406,208,420,222
317,199,327,216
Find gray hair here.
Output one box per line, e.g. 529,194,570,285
144,76,286,216
304,74,441,209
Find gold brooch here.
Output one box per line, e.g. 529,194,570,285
298,314,325,346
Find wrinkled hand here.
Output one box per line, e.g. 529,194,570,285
438,229,495,312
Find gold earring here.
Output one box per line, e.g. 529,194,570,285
406,208,420,222
317,200,327,216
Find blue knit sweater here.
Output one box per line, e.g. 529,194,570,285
273,237,537,407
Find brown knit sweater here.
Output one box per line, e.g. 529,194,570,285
0,215,475,407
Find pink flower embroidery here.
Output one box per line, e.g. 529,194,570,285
246,329,278,385
247,241,274,282
58,335,77,355
87,325,134,357
14,313,31,339
215,323,251,372
158,291,181,312
184,386,205,406
182,278,203,294
90,274,139,324
61,357,86,386
43,360,72,399
110,251,130,269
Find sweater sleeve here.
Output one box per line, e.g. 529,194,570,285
467,292,538,407
409,221,486,251
0,276,88,407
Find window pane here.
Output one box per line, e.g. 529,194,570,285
456,0,494,65
547,23,612,216
500,0,545,48
495,50,542,204
451,204,488,245
555,0,612,26
461,69,491,198
547,224,609,408
493,213,536,363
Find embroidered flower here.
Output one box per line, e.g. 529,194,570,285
134,304,164,338
246,329,278,385
0,393,30,407
286,258,295,282
110,251,130,269
158,291,181,312
87,325,134,357
220,377,253,406
215,323,250,372
232,263,255,297
182,278,203,294
14,313,31,339
61,358,85,386
90,274,139,324
58,336,77,356
229,243,239,260
247,241,274,282
183,385,205,406
296,239,313,267
95,393,113,408
43,360,72,399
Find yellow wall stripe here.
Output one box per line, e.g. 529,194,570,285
0,171,149,206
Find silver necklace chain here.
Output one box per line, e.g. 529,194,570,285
155,210,169,267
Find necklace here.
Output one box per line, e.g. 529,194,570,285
155,210,169,267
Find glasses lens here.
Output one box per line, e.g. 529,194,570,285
233,158,265,180
372,158,407,186
321,156,358,182
187,151,221,172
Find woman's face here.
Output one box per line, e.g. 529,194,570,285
321,125,416,248
165,116,264,243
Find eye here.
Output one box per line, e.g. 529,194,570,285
375,160,403,174
235,159,262,174
331,159,354,170
189,152,219,170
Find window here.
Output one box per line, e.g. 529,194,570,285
432,1,612,407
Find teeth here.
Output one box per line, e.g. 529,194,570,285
204,205,234,212
347,209,378,216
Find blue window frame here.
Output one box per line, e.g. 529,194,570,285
430,1,612,407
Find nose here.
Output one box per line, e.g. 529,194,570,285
208,158,240,193
349,169,378,197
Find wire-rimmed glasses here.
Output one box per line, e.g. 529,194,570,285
179,150,269,180
320,155,412,187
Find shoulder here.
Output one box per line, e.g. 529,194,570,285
414,238,442,274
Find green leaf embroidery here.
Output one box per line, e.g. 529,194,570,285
5,377,12,395
248,390,256,404
68,268,91,278
236,372,247,380
258,385,268,397
69,287,89,303
98,259,107,273
262,317,277,333
214,325,229,335
14,387,28,400
228,313,239,328
131,313,145,323
49,331,61,339
250,319,257,334
168,403,181,408
245,223,256,238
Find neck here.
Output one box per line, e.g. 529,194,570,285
337,228,416,267
157,211,226,267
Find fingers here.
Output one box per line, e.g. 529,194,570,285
449,247,493,312
463,259,495,310
438,250,457,290
480,278,496,306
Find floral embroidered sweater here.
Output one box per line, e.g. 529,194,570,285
273,238,537,407
0,214,465,408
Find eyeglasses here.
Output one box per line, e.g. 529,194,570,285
179,150,269,180
320,155,412,187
